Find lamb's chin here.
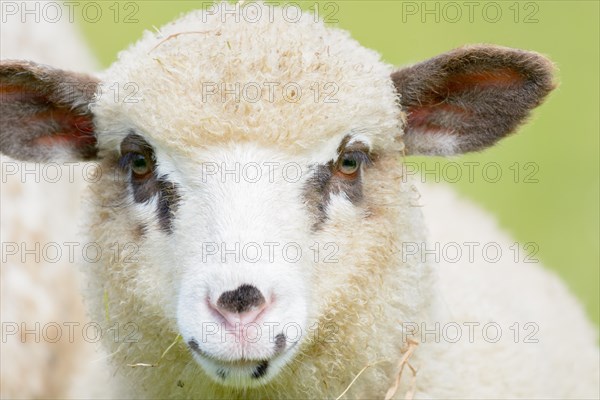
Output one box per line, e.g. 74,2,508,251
192,352,291,388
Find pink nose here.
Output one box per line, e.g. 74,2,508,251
215,304,268,327
212,284,268,327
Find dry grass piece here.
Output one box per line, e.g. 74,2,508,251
335,359,386,400
384,338,419,400
149,31,218,54
127,334,182,368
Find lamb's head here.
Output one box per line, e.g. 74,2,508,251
0,3,555,390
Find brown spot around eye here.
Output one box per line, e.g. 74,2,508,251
303,135,370,230
119,132,180,234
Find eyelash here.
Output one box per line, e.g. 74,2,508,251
340,151,371,165
118,152,135,170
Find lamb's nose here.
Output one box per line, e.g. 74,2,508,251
214,284,267,326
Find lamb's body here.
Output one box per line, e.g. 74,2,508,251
416,183,600,398
1,3,598,399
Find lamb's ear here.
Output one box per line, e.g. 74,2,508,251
392,45,556,156
0,60,99,162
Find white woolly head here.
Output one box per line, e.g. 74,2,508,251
85,2,404,387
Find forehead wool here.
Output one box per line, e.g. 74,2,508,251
93,2,404,156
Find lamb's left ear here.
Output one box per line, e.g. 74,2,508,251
0,60,99,162
392,45,556,156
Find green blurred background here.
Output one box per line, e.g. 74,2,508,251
76,1,599,325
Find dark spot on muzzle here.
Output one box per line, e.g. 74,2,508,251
188,338,199,351
187,338,211,359
274,333,286,354
252,361,269,379
217,369,228,380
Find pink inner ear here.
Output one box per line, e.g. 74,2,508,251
407,103,470,134
32,129,95,148
405,68,523,135
0,84,47,103
1,78,97,159
444,68,524,93
29,107,96,150
1,80,96,149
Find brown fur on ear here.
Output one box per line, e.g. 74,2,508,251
0,60,99,162
392,45,556,156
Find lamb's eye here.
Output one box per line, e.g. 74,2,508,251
338,154,360,176
130,153,151,177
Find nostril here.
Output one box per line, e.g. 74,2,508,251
217,284,266,314
212,284,269,327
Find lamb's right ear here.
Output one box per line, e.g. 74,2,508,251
392,46,556,156
0,60,99,162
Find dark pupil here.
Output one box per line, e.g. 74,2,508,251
342,158,357,168
132,154,148,173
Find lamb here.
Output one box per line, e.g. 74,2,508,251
1,3,598,398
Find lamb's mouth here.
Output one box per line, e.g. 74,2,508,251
210,358,271,380
187,338,285,383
